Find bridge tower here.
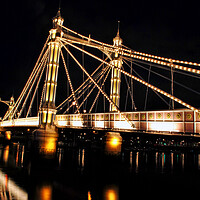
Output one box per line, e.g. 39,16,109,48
109,25,123,112
39,9,63,131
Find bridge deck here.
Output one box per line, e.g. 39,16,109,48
56,109,200,133
1,109,200,134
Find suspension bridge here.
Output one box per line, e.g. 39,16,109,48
1,10,200,138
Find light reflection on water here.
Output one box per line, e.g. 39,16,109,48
35,184,52,200
0,143,200,199
103,185,119,200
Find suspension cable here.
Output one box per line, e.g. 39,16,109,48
61,24,200,70
121,51,200,75
89,67,111,113
123,59,172,109
74,65,110,114
4,45,50,120
61,69,104,113
59,58,108,113
26,55,48,118
60,39,135,128
124,57,200,96
56,57,109,111
60,49,81,114
122,65,137,111
18,49,49,118
124,56,200,80
132,49,200,67
62,39,198,113
61,25,200,76
63,65,110,114
144,65,151,110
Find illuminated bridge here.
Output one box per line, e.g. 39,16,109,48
1,10,200,137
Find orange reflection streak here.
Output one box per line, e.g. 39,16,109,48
45,138,56,152
104,186,119,200
88,191,92,200
5,131,11,140
37,185,52,200
16,145,19,166
3,145,9,164
40,137,57,155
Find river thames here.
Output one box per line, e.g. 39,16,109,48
0,131,200,199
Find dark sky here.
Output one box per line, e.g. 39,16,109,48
1,0,200,115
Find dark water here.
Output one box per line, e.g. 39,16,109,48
1,139,200,199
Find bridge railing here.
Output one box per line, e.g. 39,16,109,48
55,109,200,133
0,117,39,128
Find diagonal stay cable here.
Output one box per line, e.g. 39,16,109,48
124,56,200,80
62,65,110,114
4,37,50,120
56,56,109,111
61,39,199,112
18,48,49,118
26,54,48,118
123,59,172,109
60,48,81,114
88,66,111,113
123,57,200,96
60,39,135,128
121,65,137,111
73,65,110,114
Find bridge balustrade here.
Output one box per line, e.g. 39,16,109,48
0,109,199,134
55,109,200,134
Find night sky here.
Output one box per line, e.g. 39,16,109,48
1,0,200,116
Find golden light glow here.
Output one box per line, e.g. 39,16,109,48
53,45,59,63
47,64,52,81
111,137,119,146
50,29,56,39
50,44,54,62
88,191,92,200
39,185,52,200
105,132,122,155
43,137,57,153
52,64,56,81
104,186,119,200
47,112,52,124
43,112,47,123
3,145,9,164
45,83,50,101
49,84,54,102
5,131,11,140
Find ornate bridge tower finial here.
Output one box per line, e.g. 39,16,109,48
109,22,123,112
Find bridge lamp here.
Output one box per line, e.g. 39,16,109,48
111,137,119,146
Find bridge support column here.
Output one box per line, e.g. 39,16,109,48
109,28,123,112
35,10,64,156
